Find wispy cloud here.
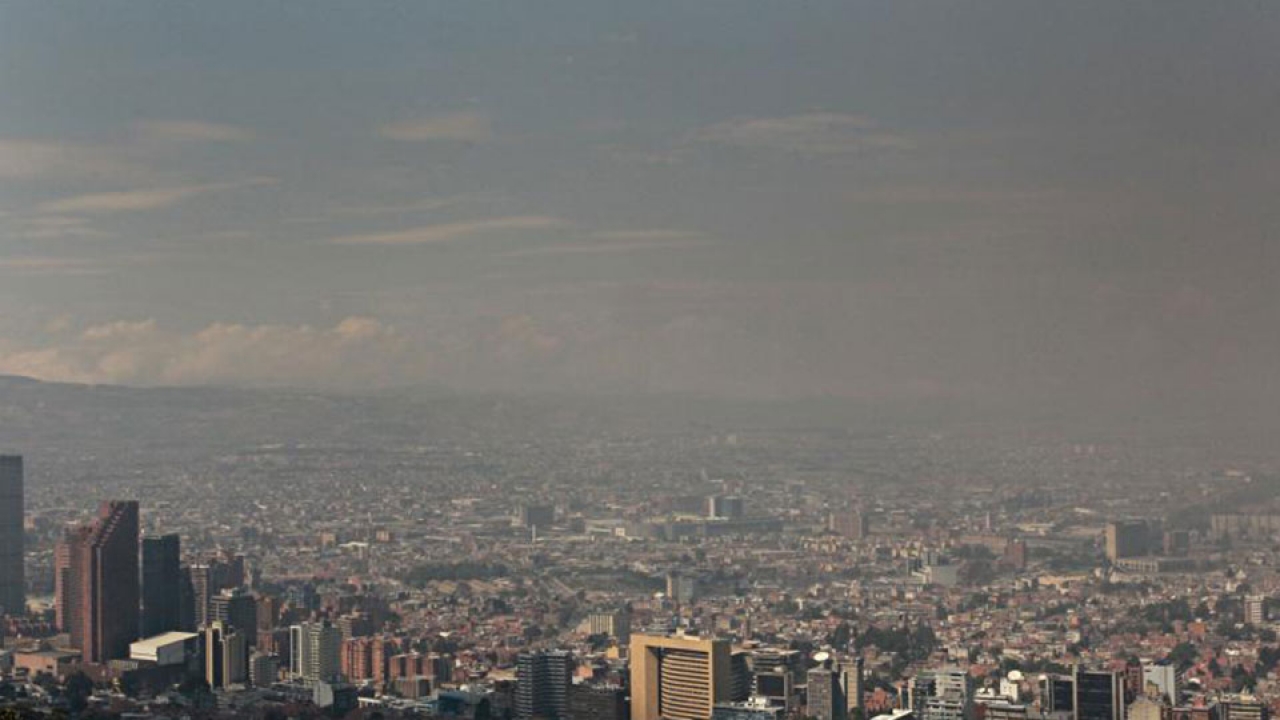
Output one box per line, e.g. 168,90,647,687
504,229,713,257
37,177,276,214
135,120,255,143
329,215,564,246
0,139,152,181
378,112,492,142
592,229,706,242
696,112,914,155
4,215,111,240
328,194,491,217
0,256,114,276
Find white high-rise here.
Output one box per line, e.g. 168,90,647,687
290,621,342,683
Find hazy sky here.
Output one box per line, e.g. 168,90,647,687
0,1,1277,408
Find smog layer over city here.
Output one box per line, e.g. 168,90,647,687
2,3,1280,720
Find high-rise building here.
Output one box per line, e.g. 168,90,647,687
178,564,197,631
204,621,248,689
631,632,732,720
291,621,342,683
1105,521,1150,563
57,501,140,663
1075,669,1124,720
188,563,212,629
1040,674,1075,714
515,650,573,720
141,534,182,637
210,588,258,643
808,662,847,720
667,572,697,604
55,527,86,635
249,651,280,688
586,610,631,642
842,657,865,719
0,456,24,616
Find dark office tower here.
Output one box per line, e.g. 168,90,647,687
178,564,197,631
141,534,181,637
1040,674,1075,714
68,501,140,663
204,621,248,689
1075,670,1123,720
517,504,555,531
707,495,745,519
210,587,258,645
808,663,847,720
1105,521,1150,563
516,650,573,720
0,456,24,617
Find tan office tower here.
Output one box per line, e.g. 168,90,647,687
630,632,731,720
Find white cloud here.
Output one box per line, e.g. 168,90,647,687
697,112,914,155
0,317,425,389
37,177,276,214
378,112,492,142
329,215,565,245
135,120,255,143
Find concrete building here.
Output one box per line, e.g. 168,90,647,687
567,683,627,720
586,610,631,642
130,631,198,667
631,632,732,720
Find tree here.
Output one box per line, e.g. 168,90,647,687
64,672,94,713
1168,642,1198,671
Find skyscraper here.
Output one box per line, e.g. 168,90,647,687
204,621,248,689
141,534,181,637
210,587,258,644
291,621,342,683
631,632,732,720
516,650,573,720
57,501,140,663
0,456,24,616
808,660,847,720
188,562,212,629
